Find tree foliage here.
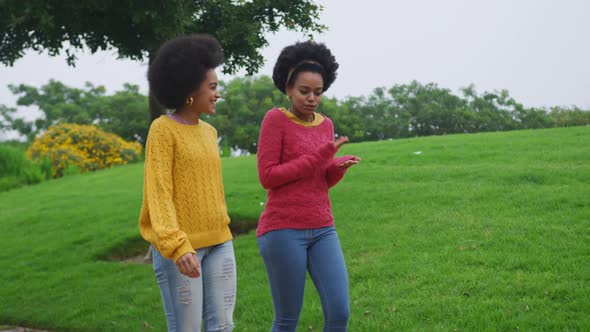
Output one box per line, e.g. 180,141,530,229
2,77,588,153
0,0,326,123
0,0,325,75
204,75,285,154
548,106,590,127
206,77,589,154
1,80,149,142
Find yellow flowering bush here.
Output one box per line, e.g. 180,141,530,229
27,123,142,178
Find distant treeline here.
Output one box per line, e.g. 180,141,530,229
208,77,590,154
2,77,588,154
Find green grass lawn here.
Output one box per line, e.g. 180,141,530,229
1,126,589,331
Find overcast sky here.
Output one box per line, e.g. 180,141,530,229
1,0,589,116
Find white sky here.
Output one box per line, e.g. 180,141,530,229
1,0,589,123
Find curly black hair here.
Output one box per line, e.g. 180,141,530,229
272,40,339,94
148,34,224,110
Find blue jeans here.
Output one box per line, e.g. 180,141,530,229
257,226,350,332
152,241,236,332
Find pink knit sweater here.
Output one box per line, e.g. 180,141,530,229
256,108,355,236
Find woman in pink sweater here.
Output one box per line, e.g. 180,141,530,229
256,41,361,332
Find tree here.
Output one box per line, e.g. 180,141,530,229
319,96,365,142
205,75,284,154
365,86,411,139
97,84,150,142
2,80,150,142
0,1,326,120
549,106,590,127
0,105,19,134
460,86,518,132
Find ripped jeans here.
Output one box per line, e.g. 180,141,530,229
152,240,236,332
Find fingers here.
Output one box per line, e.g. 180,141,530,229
346,156,361,163
337,159,361,169
334,136,349,150
340,161,357,168
176,253,201,278
177,256,191,277
188,254,201,278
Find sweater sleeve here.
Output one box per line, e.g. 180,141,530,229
257,109,337,190
144,123,195,262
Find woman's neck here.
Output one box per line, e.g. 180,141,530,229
173,108,200,125
289,107,314,122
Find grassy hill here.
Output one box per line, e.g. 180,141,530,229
1,126,588,331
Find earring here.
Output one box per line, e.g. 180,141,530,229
185,97,194,106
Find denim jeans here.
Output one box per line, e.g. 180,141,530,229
152,240,236,332
257,226,350,332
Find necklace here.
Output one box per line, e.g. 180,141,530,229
289,108,315,123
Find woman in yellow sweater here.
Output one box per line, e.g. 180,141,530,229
138,34,235,331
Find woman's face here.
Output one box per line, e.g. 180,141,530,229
286,71,323,120
190,69,221,115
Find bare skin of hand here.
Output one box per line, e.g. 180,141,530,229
334,136,349,150
338,156,361,169
176,252,201,278
334,136,361,169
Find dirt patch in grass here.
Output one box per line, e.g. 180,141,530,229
100,216,258,264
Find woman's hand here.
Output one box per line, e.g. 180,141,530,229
337,156,361,169
334,136,349,150
176,252,201,278
333,137,360,169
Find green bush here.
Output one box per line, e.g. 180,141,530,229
0,144,24,176
22,164,45,184
0,143,52,191
62,164,82,177
38,158,53,180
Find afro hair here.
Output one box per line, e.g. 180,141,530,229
272,40,339,94
148,34,224,110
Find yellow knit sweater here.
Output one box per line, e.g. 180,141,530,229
138,116,232,262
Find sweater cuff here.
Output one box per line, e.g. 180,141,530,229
172,240,196,263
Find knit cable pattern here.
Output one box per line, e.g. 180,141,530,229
139,116,232,262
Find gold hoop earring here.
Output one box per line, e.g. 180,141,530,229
185,97,194,106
